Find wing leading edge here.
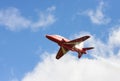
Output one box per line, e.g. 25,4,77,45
56,47,69,59
65,36,90,45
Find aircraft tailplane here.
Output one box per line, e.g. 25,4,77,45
82,47,94,51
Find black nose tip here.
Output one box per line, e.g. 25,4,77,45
85,36,90,39
87,36,90,38
46,35,50,38
46,35,52,39
46,35,49,38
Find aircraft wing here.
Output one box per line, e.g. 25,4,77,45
65,36,90,45
56,47,69,59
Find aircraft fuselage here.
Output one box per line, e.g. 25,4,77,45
46,35,87,53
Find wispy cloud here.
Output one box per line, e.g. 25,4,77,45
0,6,56,31
21,26,120,81
83,1,111,25
109,26,120,48
9,68,19,81
0,7,31,31
31,6,56,31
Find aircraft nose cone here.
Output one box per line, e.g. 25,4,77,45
46,35,54,40
84,36,90,40
87,36,90,38
46,35,51,39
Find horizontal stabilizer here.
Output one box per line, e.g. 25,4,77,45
83,47,94,51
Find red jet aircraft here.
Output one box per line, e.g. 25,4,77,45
46,35,94,59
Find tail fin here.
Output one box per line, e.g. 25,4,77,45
82,47,94,51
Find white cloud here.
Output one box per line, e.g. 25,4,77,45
0,7,31,31
0,6,56,31
84,1,111,25
31,6,56,31
21,53,120,81
47,6,56,12
21,26,120,81
109,26,120,48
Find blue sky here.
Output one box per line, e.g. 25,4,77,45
0,0,120,81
